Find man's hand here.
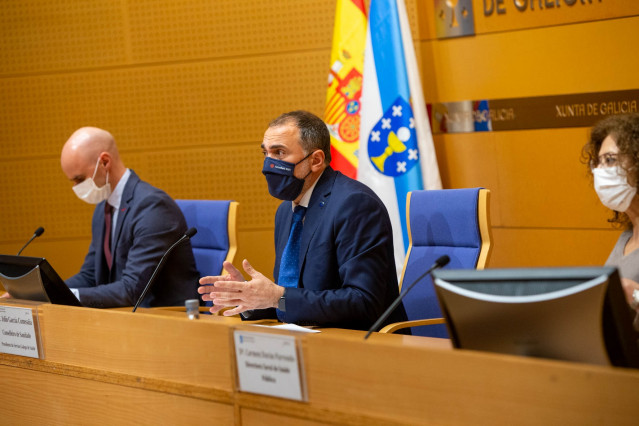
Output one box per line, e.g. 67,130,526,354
199,259,284,316
0,292,12,299
198,260,245,303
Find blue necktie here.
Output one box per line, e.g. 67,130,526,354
277,206,306,320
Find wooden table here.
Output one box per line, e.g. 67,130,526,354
1,301,637,425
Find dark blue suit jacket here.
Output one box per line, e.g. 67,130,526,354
271,166,407,330
65,171,200,308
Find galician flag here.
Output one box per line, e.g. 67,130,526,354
324,0,367,179
357,0,442,274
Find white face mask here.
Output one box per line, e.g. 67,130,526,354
72,156,111,204
593,166,637,212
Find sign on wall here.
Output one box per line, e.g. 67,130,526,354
430,89,639,133
434,1,639,37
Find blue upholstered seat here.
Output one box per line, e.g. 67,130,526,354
175,199,238,279
383,188,492,338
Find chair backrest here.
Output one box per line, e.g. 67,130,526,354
175,200,238,278
400,188,491,337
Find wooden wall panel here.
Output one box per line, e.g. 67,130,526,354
0,157,87,241
0,240,89,282
490,227,621,268
493,128,607,229
433,132,502,225
0,1,128,74
0,51,328,158
127,0,334,62
419,16,639,101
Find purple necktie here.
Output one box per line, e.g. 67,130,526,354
104,203,113,269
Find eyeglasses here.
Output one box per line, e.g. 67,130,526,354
596,153,618,168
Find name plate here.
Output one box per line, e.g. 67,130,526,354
0,305,40,359
233,330,306,401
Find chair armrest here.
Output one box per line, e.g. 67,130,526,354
378,318,445,334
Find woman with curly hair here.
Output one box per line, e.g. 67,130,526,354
583,113,639,329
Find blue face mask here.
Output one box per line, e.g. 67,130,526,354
262,153,312,201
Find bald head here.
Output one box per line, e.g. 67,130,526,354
61,127,126,188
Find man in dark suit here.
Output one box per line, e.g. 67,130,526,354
199,111,407,330
61,127,200,308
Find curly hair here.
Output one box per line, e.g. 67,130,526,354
582,113,639,227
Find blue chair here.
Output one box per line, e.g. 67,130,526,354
380,188,492,337
175,200,238,280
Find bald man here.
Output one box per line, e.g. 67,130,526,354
61,127,200,308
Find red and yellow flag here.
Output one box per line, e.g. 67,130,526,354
324,0,367,179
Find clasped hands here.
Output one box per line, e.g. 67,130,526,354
198,259,284,316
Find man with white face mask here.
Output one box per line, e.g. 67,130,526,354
60,127,200,308
585,113,639,330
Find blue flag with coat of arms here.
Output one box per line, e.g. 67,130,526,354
357,0,441,276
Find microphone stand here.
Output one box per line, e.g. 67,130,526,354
364,255,450,340
17,227,45,256
132,227,197,312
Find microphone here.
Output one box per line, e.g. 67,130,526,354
364,254,450,340
17,227,45,255
132,227,197,312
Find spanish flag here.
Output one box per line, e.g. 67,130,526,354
324,0,367,179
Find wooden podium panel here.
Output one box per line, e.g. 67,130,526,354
0,363,234,425
301,333,639,425
1,301,639,425
39,304,235,391
240,408,326,426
